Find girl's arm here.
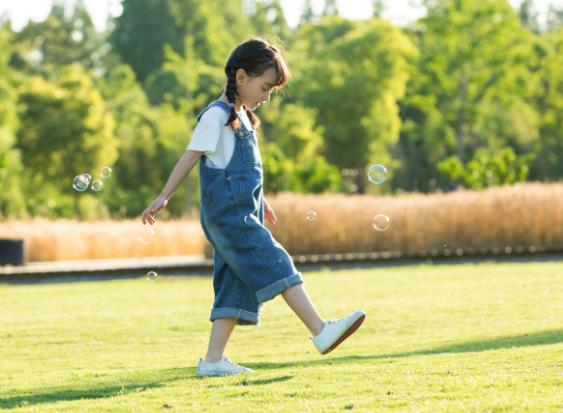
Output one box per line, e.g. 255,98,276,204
160,150,203,199
141,150,203,224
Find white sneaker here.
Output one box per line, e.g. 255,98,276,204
196,357,254,377
311,310,366,355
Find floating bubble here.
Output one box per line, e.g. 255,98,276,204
373,214,390,232
138,226,157,245
367,164,387,185
306,211,317,221
146,271,158,282
72,174,90,191
99,166,112,179
91,180,104,191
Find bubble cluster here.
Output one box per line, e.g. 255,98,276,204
72,166,112,192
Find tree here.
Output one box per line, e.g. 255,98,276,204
546,4,563,31
373,0,385,18
111,0,251,83
11,1,107,75
258,98,341,193
16,64,118,216
530,28,563,180
519,0,541,33
397,0,539,191
299,0,316,26
292,16,417,193
0,29,26,218
323,0,339,16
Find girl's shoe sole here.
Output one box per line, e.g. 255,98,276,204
321,313,366,355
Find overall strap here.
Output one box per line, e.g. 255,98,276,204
196,101,232,122
196,101,254,134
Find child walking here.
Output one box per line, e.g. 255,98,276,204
141,38,365,377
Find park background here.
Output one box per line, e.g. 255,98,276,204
0,0,562,261
0,2,562,412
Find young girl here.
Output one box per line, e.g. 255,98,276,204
141,38,365,377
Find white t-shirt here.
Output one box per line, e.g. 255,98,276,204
186,105,254,169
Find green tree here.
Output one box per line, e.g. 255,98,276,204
292,16,417,193
259,98,341,193
16,64,118,217
373,0,385,18
398,0,539,191
0,29,26,218
111,0,251,83
323,0,339,16
530,28,563,180
519,0,541,33
299,0,316,26
438,146,533,189
10,1,107,75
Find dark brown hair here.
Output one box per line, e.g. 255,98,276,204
224,37,290,129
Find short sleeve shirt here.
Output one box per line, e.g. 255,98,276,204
187,105,253,169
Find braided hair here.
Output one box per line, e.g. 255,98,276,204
223,37,290,129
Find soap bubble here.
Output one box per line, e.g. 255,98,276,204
306,211,317,221
72,174,90,191
91,180,104,191
138,226,156,245
367,164,387,185
99,166,112,179
146,271,158,282
373,214,390,232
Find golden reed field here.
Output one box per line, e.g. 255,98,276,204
1,183,561,262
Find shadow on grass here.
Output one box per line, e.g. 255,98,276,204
2,329,560,408
246,328,563,370
0,367,192,409
0,367,294,409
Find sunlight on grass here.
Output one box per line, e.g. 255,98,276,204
0,260,561,412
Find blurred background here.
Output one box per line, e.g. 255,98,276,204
0,0,561,262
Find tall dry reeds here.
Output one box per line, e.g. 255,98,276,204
0,219,204,262
1,183,561,262
270,182,563,255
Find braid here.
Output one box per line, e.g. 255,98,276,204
225,68,240,129
245,108,261,129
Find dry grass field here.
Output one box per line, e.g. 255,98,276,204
1,183,561,262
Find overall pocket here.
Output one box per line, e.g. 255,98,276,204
201,193,219,225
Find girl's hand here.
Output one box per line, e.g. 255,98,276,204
264,198,277,225
141,195,168,225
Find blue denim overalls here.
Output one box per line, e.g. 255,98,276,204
197,101,304,326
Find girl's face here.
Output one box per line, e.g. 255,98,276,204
236,67,278,111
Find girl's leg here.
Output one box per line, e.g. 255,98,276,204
282,284,325,336
205,318,237,362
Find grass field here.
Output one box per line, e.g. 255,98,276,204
1,260,562,412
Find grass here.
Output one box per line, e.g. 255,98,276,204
0,260,562,412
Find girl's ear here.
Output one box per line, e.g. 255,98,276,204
235,68,248,87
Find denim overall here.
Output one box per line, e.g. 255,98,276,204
197,101,303,326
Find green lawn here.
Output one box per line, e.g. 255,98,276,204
1,260,562,412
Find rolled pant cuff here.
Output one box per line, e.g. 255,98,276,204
210,307,260,326
256,273,304,304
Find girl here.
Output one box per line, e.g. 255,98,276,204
141,38,365,377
